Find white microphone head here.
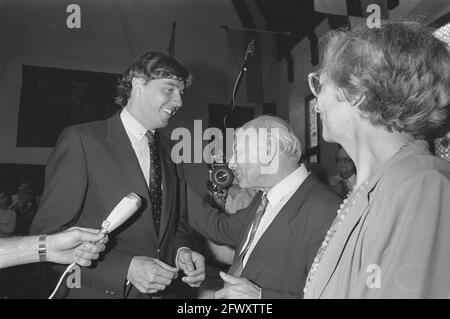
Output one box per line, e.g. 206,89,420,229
102,193,141,233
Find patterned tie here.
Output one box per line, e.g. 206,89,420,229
228,192,269,277
146,130,162,235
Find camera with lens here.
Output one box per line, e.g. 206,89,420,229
206,162,234,205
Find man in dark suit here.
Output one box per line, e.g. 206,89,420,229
31,52,205,298
184,116,340,298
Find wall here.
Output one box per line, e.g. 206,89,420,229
0,0,244,192
282,19,339,178
282,0,450,178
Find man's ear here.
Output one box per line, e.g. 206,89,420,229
131,77,145,91
260,134,278,165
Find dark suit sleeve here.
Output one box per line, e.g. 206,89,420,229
183,183,253,248
174,178,200,255
31,128,87,233
30,127,133,297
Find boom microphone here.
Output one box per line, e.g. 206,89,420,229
245,39,255,58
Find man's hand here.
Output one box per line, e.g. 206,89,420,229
127,256,179,295
176,248,206,287
214,272,261,299
46,227,108,267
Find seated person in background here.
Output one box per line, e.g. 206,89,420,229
0,191,16,237
11,181,37,235
329,147,357,198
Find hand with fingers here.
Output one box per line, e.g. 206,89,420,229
176,247,206,288
127,256,179,294
46,226,108,267
214,272,261,299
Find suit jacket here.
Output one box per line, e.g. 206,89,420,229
31,112,192,299
186,174,340,298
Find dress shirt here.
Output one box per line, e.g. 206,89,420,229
120,108,156,188
240,165,310,267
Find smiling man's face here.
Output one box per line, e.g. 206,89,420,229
128,77,185,130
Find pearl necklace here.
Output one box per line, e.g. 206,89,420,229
303,179,369,295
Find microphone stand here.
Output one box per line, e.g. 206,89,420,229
223,39,255,128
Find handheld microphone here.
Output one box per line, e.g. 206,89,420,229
48,192,141,299
100,193,142,234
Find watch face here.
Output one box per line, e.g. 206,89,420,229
212,166,234,188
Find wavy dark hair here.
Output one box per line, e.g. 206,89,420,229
115,51,192,107
321,21,450,139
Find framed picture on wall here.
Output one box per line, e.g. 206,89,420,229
17,65,121,147
303,94,321,164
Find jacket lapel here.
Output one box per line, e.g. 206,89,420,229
313,141,430,297
313,188,371,298
106,113,158,243
157,133,176,246
241,175,318,279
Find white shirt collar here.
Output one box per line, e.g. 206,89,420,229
120,108,153,141
265,165,309,207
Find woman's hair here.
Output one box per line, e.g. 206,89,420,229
321,20,450,139
115,51,192,107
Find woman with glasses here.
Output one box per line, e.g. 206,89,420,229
303,21,450,298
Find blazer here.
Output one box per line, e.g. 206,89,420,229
186,174,341,298
31,112,192,299
304,140,450,299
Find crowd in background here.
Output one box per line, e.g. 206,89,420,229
0,181,40,238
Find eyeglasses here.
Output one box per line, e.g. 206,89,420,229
308,71,322,98
308,71,362,104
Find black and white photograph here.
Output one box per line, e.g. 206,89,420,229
0,0,449,303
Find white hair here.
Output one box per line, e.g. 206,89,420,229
241,115,302,160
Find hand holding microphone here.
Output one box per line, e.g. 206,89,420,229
48,193,142,298
71,193,142,264
47,227,108,267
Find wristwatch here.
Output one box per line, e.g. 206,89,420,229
38,234,47,262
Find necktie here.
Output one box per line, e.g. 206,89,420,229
338,180,350,199
228,192,269,277
146,131,162,234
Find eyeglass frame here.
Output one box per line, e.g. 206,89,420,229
308,70,365,107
